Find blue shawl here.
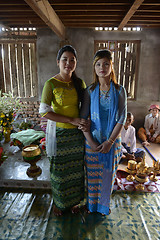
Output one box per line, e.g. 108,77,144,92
90,81,119,170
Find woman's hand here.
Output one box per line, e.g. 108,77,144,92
89,141,99,152
78,119,91,132
96,140,112,153
70,118,82,126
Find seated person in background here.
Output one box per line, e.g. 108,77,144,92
137,104,160,146
121,112,145,163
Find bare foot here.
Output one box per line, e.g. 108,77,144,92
71,205,80,214
53,205,63,216
83,205,90,214
142,141,150,146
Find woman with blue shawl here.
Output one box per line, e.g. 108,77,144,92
80,49,127,215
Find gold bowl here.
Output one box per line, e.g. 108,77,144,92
128,160,137,170
22,144,42,178
135,174,148,183
125,167,137,174
22,144,41,158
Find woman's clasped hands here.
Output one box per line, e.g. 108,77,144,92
78,119,112,153
96,140,113,154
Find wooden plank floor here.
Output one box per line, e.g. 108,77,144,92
118,142,160,172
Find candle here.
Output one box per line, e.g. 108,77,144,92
128,160,137,170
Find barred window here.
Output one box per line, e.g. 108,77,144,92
0,32,38,99
94,40,140,99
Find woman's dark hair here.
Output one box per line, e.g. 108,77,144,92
90,49,119,91
93,49,112,63
57,45,77,61
57,45,84,106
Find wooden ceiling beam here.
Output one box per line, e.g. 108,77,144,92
24,0,66,40
65,22,160,27
51,3,130,6
118,0,144,30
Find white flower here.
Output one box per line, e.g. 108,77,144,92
0,90,24,115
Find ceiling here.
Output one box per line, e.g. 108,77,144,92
0,0,160,39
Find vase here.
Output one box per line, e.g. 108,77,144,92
3,127,11,143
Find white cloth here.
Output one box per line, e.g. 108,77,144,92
121,125,137,153
144,113,160,138
39,102,57,157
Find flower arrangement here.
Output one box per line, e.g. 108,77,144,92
0,112,14,129
0,91,23,130
40,137,46,154
10,139,23,149
40,137,46,149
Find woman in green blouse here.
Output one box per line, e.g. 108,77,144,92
39,45,86,216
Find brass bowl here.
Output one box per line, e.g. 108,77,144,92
135,174,148,183
22,144,42,178
125,167,137,174
128,160,137,170
22,144,41,158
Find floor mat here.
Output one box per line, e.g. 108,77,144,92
0,190,159,240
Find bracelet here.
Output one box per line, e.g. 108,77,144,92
108,140,113,145
109,138,114,143
108,138,114,144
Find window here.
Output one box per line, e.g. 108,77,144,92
94,40,140,99
0,30,38,99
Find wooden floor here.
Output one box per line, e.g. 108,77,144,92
118,142,160,172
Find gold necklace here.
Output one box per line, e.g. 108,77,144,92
100,86,110,94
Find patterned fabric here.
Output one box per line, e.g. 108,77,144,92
49,127,85,210
86,137,121,215
39,77,86,157
114,171,160,192
85,82,127,215
90,82,119,144
40,77,86,129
